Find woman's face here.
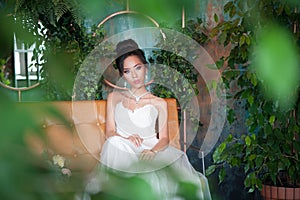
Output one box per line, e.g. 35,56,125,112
123,55,147,89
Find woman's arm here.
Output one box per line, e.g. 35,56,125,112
140,99,169,160
151,99,169,152
105,92,117,138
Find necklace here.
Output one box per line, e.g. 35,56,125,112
128,90,149,104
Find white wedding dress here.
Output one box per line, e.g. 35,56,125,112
83,101,212,200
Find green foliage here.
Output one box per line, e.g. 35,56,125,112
39,24,105,100
0,90,85,200
149,18,208,101
253,24,299,109
12,0,106,100
15,0,82,27
148,18,208,130
74,40,115,100
150,48,199,104
177,181,200,200
0,59,10,85
91,171,161,200
207,0,300,192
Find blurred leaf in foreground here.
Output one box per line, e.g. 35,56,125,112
252,24,300,110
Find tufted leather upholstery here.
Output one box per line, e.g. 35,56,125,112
26,98,180,172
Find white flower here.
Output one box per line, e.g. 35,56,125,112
52,155,65,168
61,168,72,177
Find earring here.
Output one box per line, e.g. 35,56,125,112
124,81,127,88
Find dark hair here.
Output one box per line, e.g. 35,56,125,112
115,39,147,76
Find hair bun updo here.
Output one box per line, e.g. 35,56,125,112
116,39,139,58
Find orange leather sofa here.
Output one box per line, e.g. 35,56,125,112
26,98,180,172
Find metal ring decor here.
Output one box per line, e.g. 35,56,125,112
0,81,40,102
97,10,160,28
95,6,166,39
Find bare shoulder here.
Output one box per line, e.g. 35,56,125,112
107,91,125,104
150,95,167,109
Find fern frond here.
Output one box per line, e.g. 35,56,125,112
67,0,82,26
53,0,82,26
54,2,68,22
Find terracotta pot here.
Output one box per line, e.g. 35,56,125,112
261,184,300,200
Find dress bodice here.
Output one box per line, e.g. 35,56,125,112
114,102,158,139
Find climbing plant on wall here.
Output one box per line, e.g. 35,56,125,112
148,18,210,140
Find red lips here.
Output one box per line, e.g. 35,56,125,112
133,80,140,84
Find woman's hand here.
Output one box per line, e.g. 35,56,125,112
127,134,143,147
139,149,157,160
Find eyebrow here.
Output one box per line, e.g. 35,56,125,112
123,63,143,70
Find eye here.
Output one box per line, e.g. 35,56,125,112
135,65,142,70
123,70,130,74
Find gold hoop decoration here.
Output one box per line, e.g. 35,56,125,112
103,78,154,90
0,81,40,102
95,2,166,39
98,10,160,28
97,0,160,28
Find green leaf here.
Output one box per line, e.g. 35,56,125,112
248,95,254,105
218,168,226,183
239,35,245,46
214,13,219,23
245,136,251,146
205,165,216,176
213,143,226,163
245,35,251,45
244,172,256,188
215,58,224,69
250,73,257,86
225,134,233,142
269,115,275,125
255,155,264,167
227,109,236,124
244,163,250,173
224,2,234,13
244,174,251,187
219,32,227,44
231,157,239,166
248,154,256,161
256,179,263,191
248,188,255,193
229,5,236,18
264,124,273,136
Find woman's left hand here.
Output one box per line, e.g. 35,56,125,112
139,149,156,161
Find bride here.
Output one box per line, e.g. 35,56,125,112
84,39,212,200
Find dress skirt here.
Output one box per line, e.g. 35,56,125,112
83,135,212,200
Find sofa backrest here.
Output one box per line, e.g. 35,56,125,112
26,98,180,172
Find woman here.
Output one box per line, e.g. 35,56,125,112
86,39,212,200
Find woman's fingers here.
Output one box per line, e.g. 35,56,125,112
135,135,142,146
128,134,143,147
140,149,156,160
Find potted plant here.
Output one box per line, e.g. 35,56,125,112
207,70,300,198
206,0,300,199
